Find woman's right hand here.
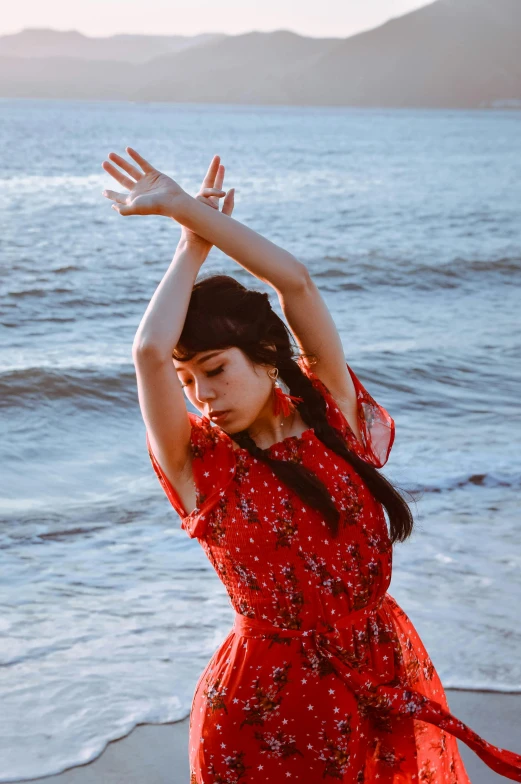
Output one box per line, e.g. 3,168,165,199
180,154,235,253
101,147,222,218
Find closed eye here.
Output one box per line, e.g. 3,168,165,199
180,365,224,388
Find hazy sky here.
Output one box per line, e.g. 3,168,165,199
2,0,431,38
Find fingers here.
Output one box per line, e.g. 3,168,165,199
108,152,142,182
214,163,225,192
111,203,133,216
221,188,235,216
102,187,134,216
101,160,135,191
202,155,220,189
102,189,128,204
125,146,156,174
195,195,219,209
201,187,226,197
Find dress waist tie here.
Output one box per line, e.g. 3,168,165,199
233,599,521,782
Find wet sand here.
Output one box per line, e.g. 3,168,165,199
12,690,521,784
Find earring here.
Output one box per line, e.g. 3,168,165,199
267,367,304,419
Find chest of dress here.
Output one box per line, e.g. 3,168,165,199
201,440,391,579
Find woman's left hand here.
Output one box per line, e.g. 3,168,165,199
101,147,188,217
181,155,235,254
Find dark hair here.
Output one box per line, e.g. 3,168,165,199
174,274,415,544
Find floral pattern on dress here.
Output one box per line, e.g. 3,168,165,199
148,362,521,782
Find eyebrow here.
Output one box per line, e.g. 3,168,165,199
174,350,224,371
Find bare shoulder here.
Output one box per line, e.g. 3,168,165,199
306,363,363,446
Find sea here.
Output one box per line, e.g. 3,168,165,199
1,98,520,781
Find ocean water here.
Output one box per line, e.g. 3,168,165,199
1,98,520,781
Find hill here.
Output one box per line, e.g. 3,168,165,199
0,28,224,64
0,1,519,108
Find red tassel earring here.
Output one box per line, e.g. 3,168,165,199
268,367,304,418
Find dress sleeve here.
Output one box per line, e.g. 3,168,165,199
146,412,236,539
302,360,395,468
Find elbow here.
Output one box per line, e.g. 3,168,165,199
282,260,313,293
298,264,313,289
132,339,171,365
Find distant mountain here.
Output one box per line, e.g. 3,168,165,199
292,0,521,108
133,30,342,103
0,0,520,108
0,28,225,63
0,57,137,99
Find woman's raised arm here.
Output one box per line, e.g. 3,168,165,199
168,181,308,294
130,155,234,498
103,148,355,408
102,148,309,295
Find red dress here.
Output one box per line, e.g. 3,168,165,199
147,362,521,783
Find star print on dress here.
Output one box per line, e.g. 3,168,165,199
148,361,521,782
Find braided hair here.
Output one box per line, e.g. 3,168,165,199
174,273,414,544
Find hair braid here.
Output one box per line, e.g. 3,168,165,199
278,356,413,543
231,425,340,530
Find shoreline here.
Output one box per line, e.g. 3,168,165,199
8,689,521,784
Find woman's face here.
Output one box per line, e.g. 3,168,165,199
173,346,273,434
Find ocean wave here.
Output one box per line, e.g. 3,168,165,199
6,287,74,299
0,366,138,408
312,255,521,290
407,471,521,494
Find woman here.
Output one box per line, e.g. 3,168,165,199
101,148,521,782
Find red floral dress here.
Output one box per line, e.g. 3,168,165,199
147,362,521,783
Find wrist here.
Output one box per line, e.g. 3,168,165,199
176,235,209,264
165,190,191,220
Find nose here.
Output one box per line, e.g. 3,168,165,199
193,377,216,405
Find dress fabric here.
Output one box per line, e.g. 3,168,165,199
146,362,521,783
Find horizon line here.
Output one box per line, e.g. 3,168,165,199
0,4,433,42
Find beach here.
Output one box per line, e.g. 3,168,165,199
12,689,521,784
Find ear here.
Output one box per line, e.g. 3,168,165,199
254,343,278,372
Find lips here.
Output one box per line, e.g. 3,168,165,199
209,410,230,422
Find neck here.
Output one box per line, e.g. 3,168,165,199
248,408,302,450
